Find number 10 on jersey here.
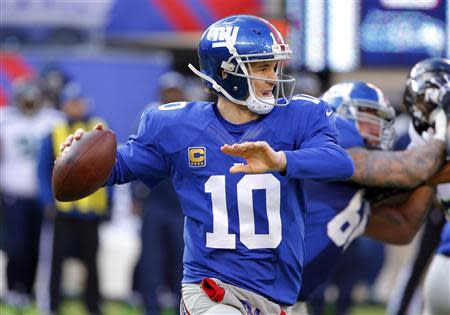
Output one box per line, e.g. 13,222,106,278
205,174,282,250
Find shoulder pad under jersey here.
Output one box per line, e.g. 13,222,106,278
139,101,215,154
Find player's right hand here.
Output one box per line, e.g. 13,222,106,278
430,108,447,142
59,123,104,153
408,108,448,147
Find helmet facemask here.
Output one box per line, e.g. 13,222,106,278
338,100,396,151
222,53,295,114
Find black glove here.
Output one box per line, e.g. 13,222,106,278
426,75,450,114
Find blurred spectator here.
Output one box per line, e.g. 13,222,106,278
38,82,112,315
0,79,64,308
39,64,70,110
131,71,185,315
292,71,324,97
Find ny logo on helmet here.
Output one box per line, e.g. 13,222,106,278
207,26,240,48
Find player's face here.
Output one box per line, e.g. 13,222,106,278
19,99,40,115
357,108,381,147
161,87,185,103
248,61,278,98
63,99,88,120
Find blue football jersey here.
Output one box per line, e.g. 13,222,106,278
437,222,450,256
299,117,370,301
106,97,353,305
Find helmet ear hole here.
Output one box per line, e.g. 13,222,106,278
217,67,224,78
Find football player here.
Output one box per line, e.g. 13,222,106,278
58,15,354,314
403,57,450,315
287,80,448,315
0,80,64,308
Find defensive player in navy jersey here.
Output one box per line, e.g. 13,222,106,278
423,205,450,315
287,80,448,315
402,57,450,315
58,15,354,314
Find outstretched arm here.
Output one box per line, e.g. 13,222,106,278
221,139,353,180
350,109,448,189
221,141,287,174
365,185,436,244
221,101,354,180
348,140,445,189
426,160,450,186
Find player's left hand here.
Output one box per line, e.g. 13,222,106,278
426,160,450,186
221,141,286,174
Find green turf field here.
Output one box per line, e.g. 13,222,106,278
1,301,386,315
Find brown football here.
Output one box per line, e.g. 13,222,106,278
52,129,117,202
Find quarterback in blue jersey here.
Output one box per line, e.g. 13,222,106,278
59,15,353,314
288,81,448,314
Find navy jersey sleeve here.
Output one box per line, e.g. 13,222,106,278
334,116,365,149
37,134,55,206
284,100,354,180
106,108,170,188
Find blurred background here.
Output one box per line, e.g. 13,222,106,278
0,0,449,315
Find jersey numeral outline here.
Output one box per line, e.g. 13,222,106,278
158,102,187,110
292,94,321,104
327,189,369,249
205,174,282,249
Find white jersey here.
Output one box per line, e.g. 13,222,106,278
408,121,450,203
437,183,450,203
0,106,64,197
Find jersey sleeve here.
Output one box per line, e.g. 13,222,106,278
283,100,354,181
334,117,365,149
37,134,55,206
106,108,170,188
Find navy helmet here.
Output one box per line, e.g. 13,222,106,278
189,15,296,114
404,57,450,134
12,79,43,115
60,81,85,104
322,81,396,150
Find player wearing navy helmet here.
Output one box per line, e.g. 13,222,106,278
404,57,450,136
403,57,450,315
287,80,448,315
59,15,354,314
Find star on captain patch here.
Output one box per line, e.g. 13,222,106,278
188,147,206,167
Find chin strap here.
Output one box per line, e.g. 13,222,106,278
188,63,247,107
188,63,275,115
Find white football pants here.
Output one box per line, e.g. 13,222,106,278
422,254,450,315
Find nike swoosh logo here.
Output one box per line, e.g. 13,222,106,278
326,110,333,116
